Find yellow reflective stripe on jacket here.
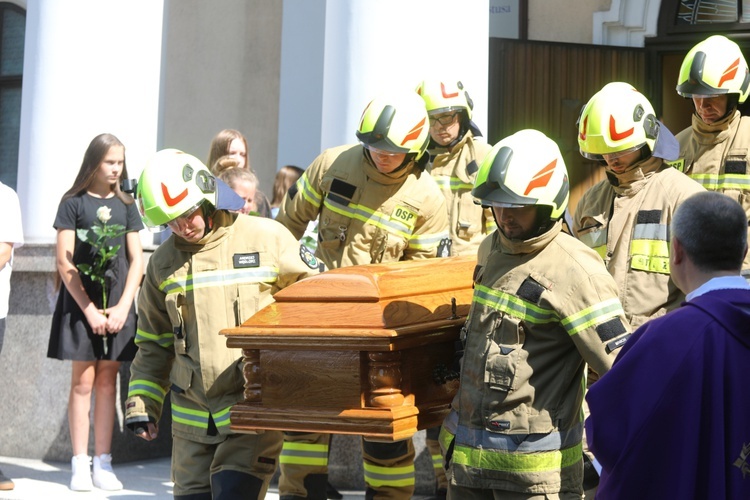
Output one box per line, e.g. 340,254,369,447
451,442,582,474
485,218,497,233
561,297,625,336
431,453,443,469
171,403,209,429
689,172,750,191
134,328,173,347
128,379,167,404
630,239,670,274
213,406,232,428
629,222,670,274
363,462,415,488
298,173,322,208
322,197,415,239
434,175,474,191
578,229,608,260
474,284,558,324
279,442,329,466
408,230,450,250
159,267,279,295
171,403,233,430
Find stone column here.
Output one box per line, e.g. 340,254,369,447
277,0,490,171
0,0,168,463
16,0,164,244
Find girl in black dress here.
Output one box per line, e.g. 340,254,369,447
48,133,143,492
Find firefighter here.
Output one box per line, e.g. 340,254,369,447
440,129,631,498
275,90,450,499
672,34,750,280
574,82,705,495
416,78,495,258
575,82,704,329
124,149,316,499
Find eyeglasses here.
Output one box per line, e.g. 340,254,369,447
167,203,202,228
429,112,459,127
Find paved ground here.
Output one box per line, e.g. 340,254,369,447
0,455,374,499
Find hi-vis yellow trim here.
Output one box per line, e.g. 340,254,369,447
408,231,450,251
434,176,474,191
363,462,415,488
323,198,414,239
630,239,670,274
561,297,625,336
593,246,607,260
298,174,322,208
452,442,582,473
134,329,173,347
280,442,329,466
171,403,209,429
128,379,167,404
159,267,279,295
439,426,455,452
689,172,750,191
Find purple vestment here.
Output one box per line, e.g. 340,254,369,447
586,289,750,499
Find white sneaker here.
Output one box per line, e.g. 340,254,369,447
70,454,93,491
93,453,123,491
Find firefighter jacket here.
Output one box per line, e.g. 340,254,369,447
573,156,704,329
125,211,315,443
276,144,450,268
673,110,750,276
428,130,495,257
441,221,631,494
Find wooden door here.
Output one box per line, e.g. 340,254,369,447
488,38,646,217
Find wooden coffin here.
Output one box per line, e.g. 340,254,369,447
221,255,476,442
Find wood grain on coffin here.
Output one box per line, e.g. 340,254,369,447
223,255,477,441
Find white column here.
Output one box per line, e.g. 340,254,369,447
17,0,164,243
278,0,490,170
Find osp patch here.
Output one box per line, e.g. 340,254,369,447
390,205,417,231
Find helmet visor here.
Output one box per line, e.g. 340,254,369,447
137,195,169,233
360,142,405,157
580,143,644,162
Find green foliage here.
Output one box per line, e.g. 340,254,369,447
76,220,127,310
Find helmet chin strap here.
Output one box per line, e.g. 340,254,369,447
201,201,214,238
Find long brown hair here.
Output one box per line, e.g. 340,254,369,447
207,129,250,171
270,165,304,208
61,133,133,205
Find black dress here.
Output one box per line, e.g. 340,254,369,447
47,193,142,361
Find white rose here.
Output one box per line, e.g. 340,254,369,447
96,206,112,223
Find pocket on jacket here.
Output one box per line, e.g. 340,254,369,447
484,315,525,392
235,283,260,327
170,362,192,393
456,192,481,241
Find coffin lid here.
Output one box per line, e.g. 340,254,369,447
226,255,476,335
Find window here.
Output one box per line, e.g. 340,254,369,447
0,2,24,190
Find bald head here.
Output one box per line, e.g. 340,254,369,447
672,192,748,273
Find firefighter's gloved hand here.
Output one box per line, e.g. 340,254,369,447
127,416,158,440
